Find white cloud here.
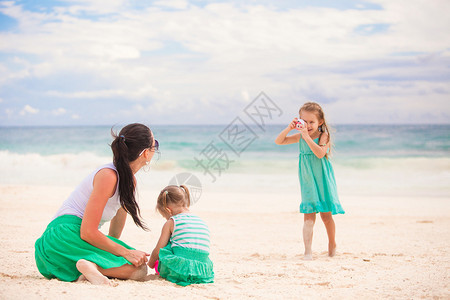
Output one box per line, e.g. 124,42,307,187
2,1,448,63
46,85,158,100
153,0,189,10
71,114,80,120
90,44,141,60
51,108,66,116
55,0,128,15
19,105,39,115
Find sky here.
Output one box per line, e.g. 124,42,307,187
0,0,449,126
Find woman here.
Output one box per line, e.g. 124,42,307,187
35,123,158,285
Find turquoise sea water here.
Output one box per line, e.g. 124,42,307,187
0,125,449,196
1,124,448,157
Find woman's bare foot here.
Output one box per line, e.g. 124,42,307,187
143,274,159,281
328,243,336,257
76,274,87,282
129,264,148,281
76,259,111,285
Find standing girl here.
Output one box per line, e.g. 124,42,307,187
275,102,344,260
147,185,214,286
35,123,158,284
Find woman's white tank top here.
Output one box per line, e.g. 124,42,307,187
53,163,122,228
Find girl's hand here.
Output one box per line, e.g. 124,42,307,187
275,118,302,145
299,122,309,137
148,260,155,269
124,250,150,267
288,118,298,130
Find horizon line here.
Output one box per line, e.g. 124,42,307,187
1,123,450,128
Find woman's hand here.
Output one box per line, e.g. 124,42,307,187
124,250,150,267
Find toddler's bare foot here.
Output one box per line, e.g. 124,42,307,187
76,274,87,282
328,243,336,257
76,259,111,285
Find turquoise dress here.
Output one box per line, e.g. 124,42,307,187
158,213,214,286
298,137,345,215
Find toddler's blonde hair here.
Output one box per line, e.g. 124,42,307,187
156,185,191,217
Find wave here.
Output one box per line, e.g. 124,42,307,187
333,157,450,197
0,151,448,197
0,151,109,186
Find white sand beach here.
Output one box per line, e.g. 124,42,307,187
0,182,449,299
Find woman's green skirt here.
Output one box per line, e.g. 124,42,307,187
158,243,214,286
35,214,134,282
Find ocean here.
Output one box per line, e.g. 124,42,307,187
0,124,449,197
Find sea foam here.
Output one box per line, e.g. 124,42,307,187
1,150,448,197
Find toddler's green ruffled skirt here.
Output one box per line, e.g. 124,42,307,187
158,243,214,286
35,214,134,282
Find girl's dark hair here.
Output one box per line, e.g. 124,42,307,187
110,123,153,230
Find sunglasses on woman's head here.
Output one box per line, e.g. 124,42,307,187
153,139,159,151
138,139,159,157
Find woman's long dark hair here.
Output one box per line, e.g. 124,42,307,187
110,123,152,230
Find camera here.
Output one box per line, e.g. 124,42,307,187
296,119,306,130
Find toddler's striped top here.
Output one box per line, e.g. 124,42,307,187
170,213,210,253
